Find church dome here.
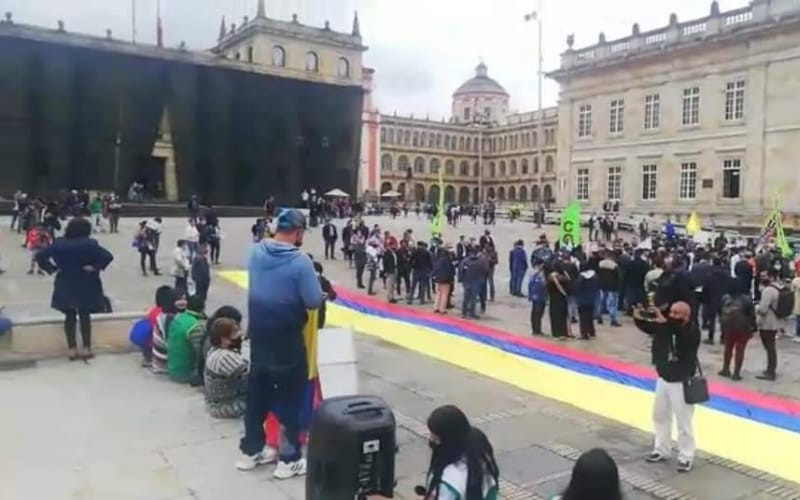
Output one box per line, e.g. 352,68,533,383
453,62,509,98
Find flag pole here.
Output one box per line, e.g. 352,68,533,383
131,0,137,44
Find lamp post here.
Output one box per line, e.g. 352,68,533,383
471,105,489,205
525,6,545,209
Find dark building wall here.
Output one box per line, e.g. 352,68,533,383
0,35,363,205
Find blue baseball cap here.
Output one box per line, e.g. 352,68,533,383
276,209,307,232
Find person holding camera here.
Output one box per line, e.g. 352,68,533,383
639,301,700,473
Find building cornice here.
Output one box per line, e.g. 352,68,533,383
214,16,367,53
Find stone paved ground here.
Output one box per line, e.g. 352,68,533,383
1,214,799,499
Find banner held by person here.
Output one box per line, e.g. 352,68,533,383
429,169,445,236
686,211,701,236
558,202,581,246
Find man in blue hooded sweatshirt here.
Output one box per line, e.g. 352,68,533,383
508,239,528,297
236,209,323,479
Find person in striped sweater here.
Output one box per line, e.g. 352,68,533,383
204,318,248,419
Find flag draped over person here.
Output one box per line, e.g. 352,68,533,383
558,202,581,246
686,211,701,236
430,169,445,236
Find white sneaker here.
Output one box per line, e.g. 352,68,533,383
235,447,278,471
273,458,307,479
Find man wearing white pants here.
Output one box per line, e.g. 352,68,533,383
644,301,701,472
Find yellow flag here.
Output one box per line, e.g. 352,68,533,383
686,211,701,236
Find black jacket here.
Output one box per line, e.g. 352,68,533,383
382,249,399,274
411,247,433,273
623,257,649,290
322,223,338,241
701,266,732,307
651,321,700,382
597,258,621,291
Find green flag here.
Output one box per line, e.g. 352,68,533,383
558,202,582,246
774,200,793,258
430,169,445,236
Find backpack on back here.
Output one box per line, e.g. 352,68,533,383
720,295,751,333
771,284,794,319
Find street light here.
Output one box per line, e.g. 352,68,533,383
525,5,545,209
470,104,489,204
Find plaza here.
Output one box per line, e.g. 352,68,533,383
1,214,799,499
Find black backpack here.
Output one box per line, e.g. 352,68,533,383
771,284,794,319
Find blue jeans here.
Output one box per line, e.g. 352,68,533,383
510,269,525,296
462,283,480,317
409,272,430,302
596,290,619,323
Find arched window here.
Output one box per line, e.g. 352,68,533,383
533,157,539,174
472,187,480,204
489,162,496,178
421,132,427,147
247,46,254,63
532,185,540,202
545,155,554,173
499,161,507,176
413,132,419,147
522,159,529,175
509,186,516,200
305,51,319,72
473,162,480,177
398,155,410,173
272,46,286,67
404,130,411,145
381,154,392,171
510,160,517,176
459,137,465,151
444,135,451,150
414,156,425,173
445,159,455,175
381,182,393,194
466,137,471,151
337,57,350,78
543,184,554,203
436,134,442,147
459,161,469,176
428,134,435,148
459,187,470,203
444,185,455,203
498,186,506,200
520,185,528,201
430,158,441,175
428,185,440,204
397,182,406,199
414,184,426,202
487,187,496,200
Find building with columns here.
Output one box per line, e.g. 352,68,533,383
376,62,559,206
549,0,800,221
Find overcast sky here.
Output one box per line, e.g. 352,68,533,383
5,0,749,118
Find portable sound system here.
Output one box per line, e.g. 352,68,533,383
306,395,396,500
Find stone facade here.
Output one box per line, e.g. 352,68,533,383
376,63,558,206
549,0,800,220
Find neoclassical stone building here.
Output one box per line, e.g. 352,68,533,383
549,0,800,219
376,63,558,206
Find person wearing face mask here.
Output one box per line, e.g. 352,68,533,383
204,317,248,419
237,208,323,479
642,301,700,473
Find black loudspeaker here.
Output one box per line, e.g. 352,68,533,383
306,395,396,500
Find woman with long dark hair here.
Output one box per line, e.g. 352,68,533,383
555,448,622,500
547,259,572,339
37,217,113,360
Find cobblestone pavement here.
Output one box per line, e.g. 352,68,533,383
1,214,798,499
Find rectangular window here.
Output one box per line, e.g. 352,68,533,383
644,93,660,130
724,80,745,121
576,168,590,201
578,104,592,138
609,99,624,134
464,107,471,122
679,162,697,200
722,159,741,199
484,107,492,120
607,166,621,201
682,87,700,126
641,164,657,200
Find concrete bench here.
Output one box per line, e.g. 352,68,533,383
0,312,142,369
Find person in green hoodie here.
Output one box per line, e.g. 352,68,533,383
89,194,104,233
168,294,206,384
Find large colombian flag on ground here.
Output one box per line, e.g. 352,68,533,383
220,270,800,485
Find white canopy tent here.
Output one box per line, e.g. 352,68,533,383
324,188,350,198
381,190,402,198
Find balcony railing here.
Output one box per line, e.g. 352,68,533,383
557,0,800,71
